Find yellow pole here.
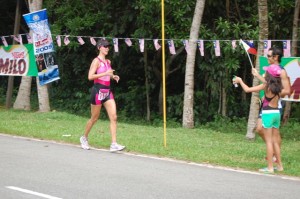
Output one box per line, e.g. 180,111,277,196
161,0,167,147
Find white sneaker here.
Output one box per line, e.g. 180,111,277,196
110,143,125,152
80,136,90,150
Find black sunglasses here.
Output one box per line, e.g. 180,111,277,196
102,45,110,48
267,54,273,58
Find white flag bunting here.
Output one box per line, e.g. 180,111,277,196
1,33,294,58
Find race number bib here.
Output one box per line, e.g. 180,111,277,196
98,89,110,101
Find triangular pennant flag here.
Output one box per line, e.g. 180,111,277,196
182,40,190,54
153,39,161,50
1,36,8,47
283,40,291,57
168,40,176,55
214,40,221,56
197,40,204,56
264,40,271,57
11,35,21,44
77,36,85,45
26,34,33,44
125,38,132,47
231,40,236,49
90,37,96,46
113,38,119,52
139,39,144,53
18,35,23,45
56,35,61,47
64,35,70,45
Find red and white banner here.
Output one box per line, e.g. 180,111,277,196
26,34,33,44
113,38,119,52
198,40,204,56
154,39,161,51
168,40,176,55
283,40,291,57
77,37,85,45
139,39,144,53
11,35,22,45
64,36,70,45
1,36,8,47
182,40,190,54
264,40,271,57
90,37,96,46
56,35,61,47
125,38,132,47
214,40,220,56
232,40,236,49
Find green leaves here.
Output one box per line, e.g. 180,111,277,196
34,0,296,124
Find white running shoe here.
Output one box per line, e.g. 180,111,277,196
80,136,90,150
110,143,125,152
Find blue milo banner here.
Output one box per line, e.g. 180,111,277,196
23,9,54,55
23,9,60,86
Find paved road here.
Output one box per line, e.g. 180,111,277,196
0,134,299,199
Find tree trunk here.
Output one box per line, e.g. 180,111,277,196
6,0,21,109
144,47,151,121
226,0,230,20
282,0,300,125
246,0,268,139
157,46,184,114
159,83,163,114
36,78,50,112
291,0,299,56
182,0,206,128
221,67,228,116
234,0,242,22
218,81,221,114
221,87,227,116
14,0,50,112
32,0,50,112
13,76,32,110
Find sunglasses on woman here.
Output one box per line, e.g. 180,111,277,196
267,54,279,58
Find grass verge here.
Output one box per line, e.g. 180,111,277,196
0,108,299,177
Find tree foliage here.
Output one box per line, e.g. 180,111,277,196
1,0,298,124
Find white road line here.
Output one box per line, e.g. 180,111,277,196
6,186,62,199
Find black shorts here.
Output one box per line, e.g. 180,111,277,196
90,84,114,105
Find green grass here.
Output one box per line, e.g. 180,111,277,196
0,108,299,177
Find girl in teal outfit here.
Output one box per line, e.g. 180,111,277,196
233,64,283,174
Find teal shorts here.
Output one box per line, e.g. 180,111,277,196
261,109,280,129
